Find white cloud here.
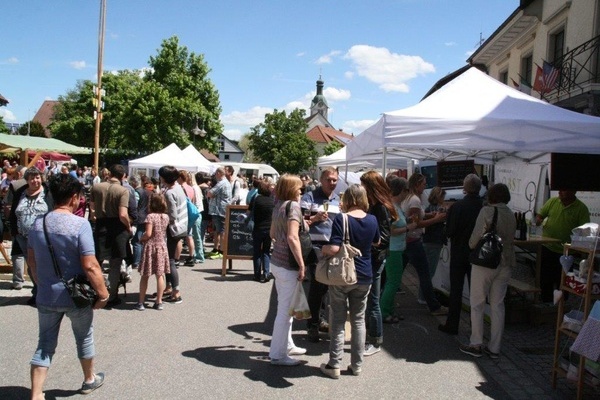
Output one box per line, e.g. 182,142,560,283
296,52,305,57
316,50,342,65
69,60,86,70
341,119,377,135
344,45,435,92
221,106,273,126
344,71,354,79
284,100,307,113
0,109,17,122
223,128,244,141
445,41,457,47
8,57,19,64
465,49,476,57
323,87,351,102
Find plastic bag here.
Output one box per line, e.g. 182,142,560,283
288,281,311,320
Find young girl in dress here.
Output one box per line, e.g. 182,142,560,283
135,193,171,311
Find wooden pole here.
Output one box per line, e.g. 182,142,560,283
93,0,107,172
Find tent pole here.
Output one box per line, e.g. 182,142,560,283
93,0,107,174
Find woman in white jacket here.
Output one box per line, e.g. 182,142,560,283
460,183,516,359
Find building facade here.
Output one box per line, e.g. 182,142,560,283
469,0,600,115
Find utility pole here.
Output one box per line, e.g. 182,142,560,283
93,0,107,172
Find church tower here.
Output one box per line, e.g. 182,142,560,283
310,76,329,120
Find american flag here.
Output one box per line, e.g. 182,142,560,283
542,61,559,93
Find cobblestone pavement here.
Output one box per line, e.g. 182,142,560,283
402,266,600,399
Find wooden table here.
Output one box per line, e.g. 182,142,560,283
514,236,561,302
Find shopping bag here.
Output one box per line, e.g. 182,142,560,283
288,281,311,320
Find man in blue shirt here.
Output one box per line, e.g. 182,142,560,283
300,167,343,342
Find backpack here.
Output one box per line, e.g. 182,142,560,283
186,197,200,229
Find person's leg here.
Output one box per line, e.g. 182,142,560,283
348,284,370,370
192,215,204,261
366,258,384,345
67,306,95,364
540,246,561,303
138,275,149,304
12,253,25,289
269,265,299,360
156,275,165,304
175,239,182,263
405,240,441,312
30,365,48,400
327,285,348,369
79,357,95,383
469,265,492,347
107,258,122,301
444,261,469,331
184,234,195,263
30,306,64,399
131,224,145,268
260,230,272,277
16,234,37,296
252,231,262,280
166,234,181,298
487,266,511,354
380,251,404,318
422,243,443,301
306,262,328,340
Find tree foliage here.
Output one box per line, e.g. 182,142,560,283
323,140,343,156
50,36,223,155
0,116,10,133
248,109,318,174
16,120,46,137
237,133,257,163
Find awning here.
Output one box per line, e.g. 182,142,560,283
0,133,90,154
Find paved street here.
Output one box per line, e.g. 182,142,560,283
0,255,597,399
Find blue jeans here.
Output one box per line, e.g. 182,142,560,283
328,283,370,369
405,239,441,312
16,234,37,295
366,256,385,345
421,242,443,301
131,223,146,267
252,229,271,278
31,304,95,368
191,215,204,261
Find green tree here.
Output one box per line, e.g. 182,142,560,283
0,116,9,133
16,120,46,137
323,141,343,156
50,35,223,154
237,133,257,162
248,109,318,174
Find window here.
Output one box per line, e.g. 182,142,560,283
499,70,508,85
549,29,565,64
218,140,224,152
521,54,533,85
224,154,230,160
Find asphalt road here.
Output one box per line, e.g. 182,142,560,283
0,258,508,400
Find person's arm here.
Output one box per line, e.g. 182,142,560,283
81,254,109,309
118,206,131,233
287,218,305,281
141,221,152,243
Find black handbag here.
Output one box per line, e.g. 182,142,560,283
43,214,107,308
286,201,317,269
469,206,503,269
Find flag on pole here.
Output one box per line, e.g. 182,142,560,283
511,77,531,95
533,64,544,92
542,61,559,93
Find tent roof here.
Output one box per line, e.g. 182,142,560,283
318,146,409,170
129,143,197,171
0,133,90,154
346,67,600,164
181,145,217,174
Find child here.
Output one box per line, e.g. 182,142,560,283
136,193,171,311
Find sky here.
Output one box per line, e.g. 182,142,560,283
1,0,518,141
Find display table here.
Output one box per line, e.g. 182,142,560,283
514,236,561,302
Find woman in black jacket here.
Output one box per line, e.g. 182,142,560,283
360,170,397,356
249,180,274,282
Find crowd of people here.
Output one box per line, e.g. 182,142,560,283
4,157,590,393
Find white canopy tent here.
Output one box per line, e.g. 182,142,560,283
181,145,217,174
318,146,410,170
128,143,215,177
345,67,600,168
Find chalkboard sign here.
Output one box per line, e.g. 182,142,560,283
437,160,475,188
221,205,254,276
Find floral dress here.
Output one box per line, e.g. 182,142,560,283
138,213,170,277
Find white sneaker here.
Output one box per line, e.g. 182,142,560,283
320,363,340,379
288,346,307,356
364,344,381,356
271,356,301,366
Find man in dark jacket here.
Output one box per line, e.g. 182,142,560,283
439,174,483,335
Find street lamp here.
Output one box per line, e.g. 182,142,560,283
191,116,207,147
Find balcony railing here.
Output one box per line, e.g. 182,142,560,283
550,34,600,97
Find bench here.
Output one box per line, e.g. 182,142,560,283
508,278,540,301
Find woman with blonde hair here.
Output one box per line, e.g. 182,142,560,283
268,174,309,366
320,184,380,378
401,173,447,316
359,170,397,356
